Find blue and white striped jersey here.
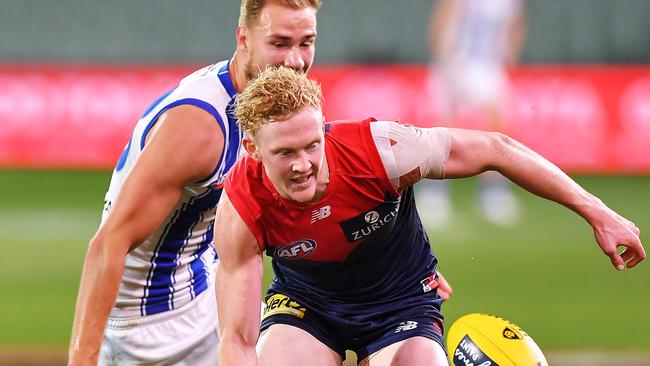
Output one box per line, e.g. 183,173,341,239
103,59,243,318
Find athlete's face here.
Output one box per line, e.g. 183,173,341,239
239,4,317,81
244,107,325,204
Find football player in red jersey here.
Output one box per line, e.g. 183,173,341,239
215,67,645,366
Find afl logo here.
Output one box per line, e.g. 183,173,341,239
364,211,380,224
275,239,317,259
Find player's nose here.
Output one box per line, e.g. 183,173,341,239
283,47,305,71
291,155,310,173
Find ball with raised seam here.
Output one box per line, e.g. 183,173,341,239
446,313,548,366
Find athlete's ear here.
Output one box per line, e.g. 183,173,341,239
242,137,261,161
236,25,249,52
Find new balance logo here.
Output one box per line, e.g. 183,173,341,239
311,205,331,223
394,321,418,333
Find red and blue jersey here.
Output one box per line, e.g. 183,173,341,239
225,119,440,307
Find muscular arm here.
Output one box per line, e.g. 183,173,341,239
68,105,223,365
372,121,644,270
443,128,645,270
215,191,263,366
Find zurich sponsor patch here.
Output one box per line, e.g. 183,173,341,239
274,239,317,259
339,199,400,243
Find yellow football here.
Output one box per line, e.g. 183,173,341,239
446,313,548,366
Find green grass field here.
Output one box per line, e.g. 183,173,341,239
0,170,648,356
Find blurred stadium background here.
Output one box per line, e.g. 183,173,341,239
0,0,648,365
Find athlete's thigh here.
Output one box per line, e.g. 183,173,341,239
359,336,448,366
257,324,342,366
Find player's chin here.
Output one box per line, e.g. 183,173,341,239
286,184,317,203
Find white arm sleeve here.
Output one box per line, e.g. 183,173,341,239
370,121,452,191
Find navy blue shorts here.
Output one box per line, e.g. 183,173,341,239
260,291,445,361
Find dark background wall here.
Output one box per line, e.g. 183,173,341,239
1,0,649,63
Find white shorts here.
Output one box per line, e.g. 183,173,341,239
99,288,220,366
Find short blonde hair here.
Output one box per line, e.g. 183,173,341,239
239,0,321,27
234,66,322,136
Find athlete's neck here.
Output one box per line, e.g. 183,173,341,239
229,53,248,93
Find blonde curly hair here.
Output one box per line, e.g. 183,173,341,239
234,66,322,136
239,0,321,27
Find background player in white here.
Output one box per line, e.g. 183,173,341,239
215,67,645,366
68,1,320,365
418,0,527,227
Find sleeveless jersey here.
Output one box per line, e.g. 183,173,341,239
225,119,439,310
103,60,243,318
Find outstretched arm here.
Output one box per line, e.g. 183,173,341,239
68,106,223,365
215,191,264,366
370,121,644,271
442,128,645,270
